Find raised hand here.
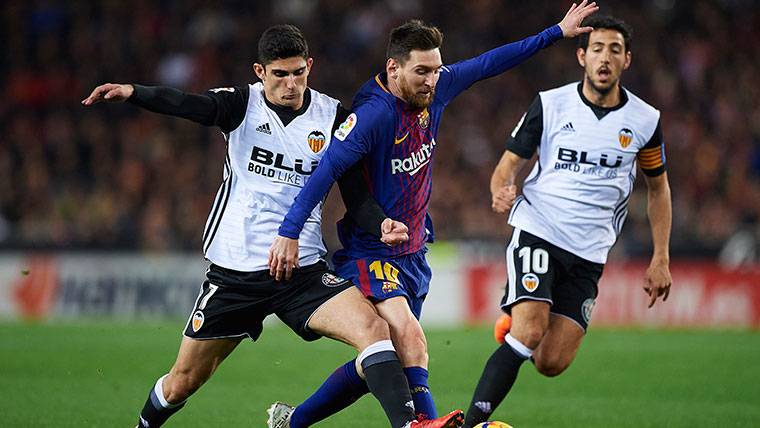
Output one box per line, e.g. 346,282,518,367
558,1,599,38
492,185,518,214
81,83,134,105
380,218,409,246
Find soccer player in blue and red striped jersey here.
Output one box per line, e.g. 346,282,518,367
269,3,599,427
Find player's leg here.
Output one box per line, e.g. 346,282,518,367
270,273,371,428
532,256,602,377
137,337,241,427
305,286,465,428
307,286,420,428
384,250,437,420
138,265,267,427
282,300,435,425
279,285,372,428
462,300,550,427
463,229,556,427
275,264,422,428
285,255,437,425
531,313,584,376
375,295,437,420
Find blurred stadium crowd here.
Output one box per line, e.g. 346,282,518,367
2,0,759,260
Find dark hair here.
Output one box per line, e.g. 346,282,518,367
387,20,443,64
577,15,633,52
257,24,309,65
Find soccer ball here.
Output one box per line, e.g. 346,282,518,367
474,422,513,428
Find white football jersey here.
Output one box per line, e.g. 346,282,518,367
507,82,665,263
203,83,339,271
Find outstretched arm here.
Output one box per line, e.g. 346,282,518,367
82,83,136,105
82,83,247,132
436,1,598,102
643,172,672,308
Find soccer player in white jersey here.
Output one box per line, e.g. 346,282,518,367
82,25,463,428
462,15,673,427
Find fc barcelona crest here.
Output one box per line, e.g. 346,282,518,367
307,130,326,153
417,108,430,129
618,128,633,148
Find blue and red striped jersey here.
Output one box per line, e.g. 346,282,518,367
280,24,563,258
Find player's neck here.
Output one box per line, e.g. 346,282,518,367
386,77,405,102
581,80,621,108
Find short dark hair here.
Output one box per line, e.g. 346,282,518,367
257,24,309,65
387,20,443,64
577,15,633,52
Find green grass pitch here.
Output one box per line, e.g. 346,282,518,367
1,321,759,427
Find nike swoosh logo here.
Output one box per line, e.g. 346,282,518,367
394,132,409,145
408,158,430,176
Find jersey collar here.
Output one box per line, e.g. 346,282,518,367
576,82,628,120
375,73,391,94
263,88,312,127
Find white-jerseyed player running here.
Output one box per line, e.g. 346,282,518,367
463,15,672,427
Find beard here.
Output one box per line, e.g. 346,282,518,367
585,73,616,96
399,75,435,109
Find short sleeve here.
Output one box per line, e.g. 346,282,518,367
637,119,666,176
505,95,543,159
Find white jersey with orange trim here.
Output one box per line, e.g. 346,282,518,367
505,82,666,263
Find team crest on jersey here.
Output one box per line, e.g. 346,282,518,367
417,108,430,129
322,273,345,287
382,281,399,294
307,131,326,153
192,311,205,332
582,298,596,324
618,128,634,148
334,113,357,141
521,273,540,292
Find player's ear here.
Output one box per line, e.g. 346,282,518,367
623,51,632,70
306,57,314,72
253,63,266,81
576,47,586,68
386,58,399,80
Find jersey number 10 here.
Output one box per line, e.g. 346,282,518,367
369,261,400,284
518,247,549,274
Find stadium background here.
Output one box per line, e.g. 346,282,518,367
1,1,759,427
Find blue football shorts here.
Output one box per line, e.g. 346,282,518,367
333,248,431,319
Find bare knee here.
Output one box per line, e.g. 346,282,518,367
394,321,428,368
510,324,546,350
364,314,391,343
510,301,550,350
347,312,392,351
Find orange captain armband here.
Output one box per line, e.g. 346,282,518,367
637,144,665,174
